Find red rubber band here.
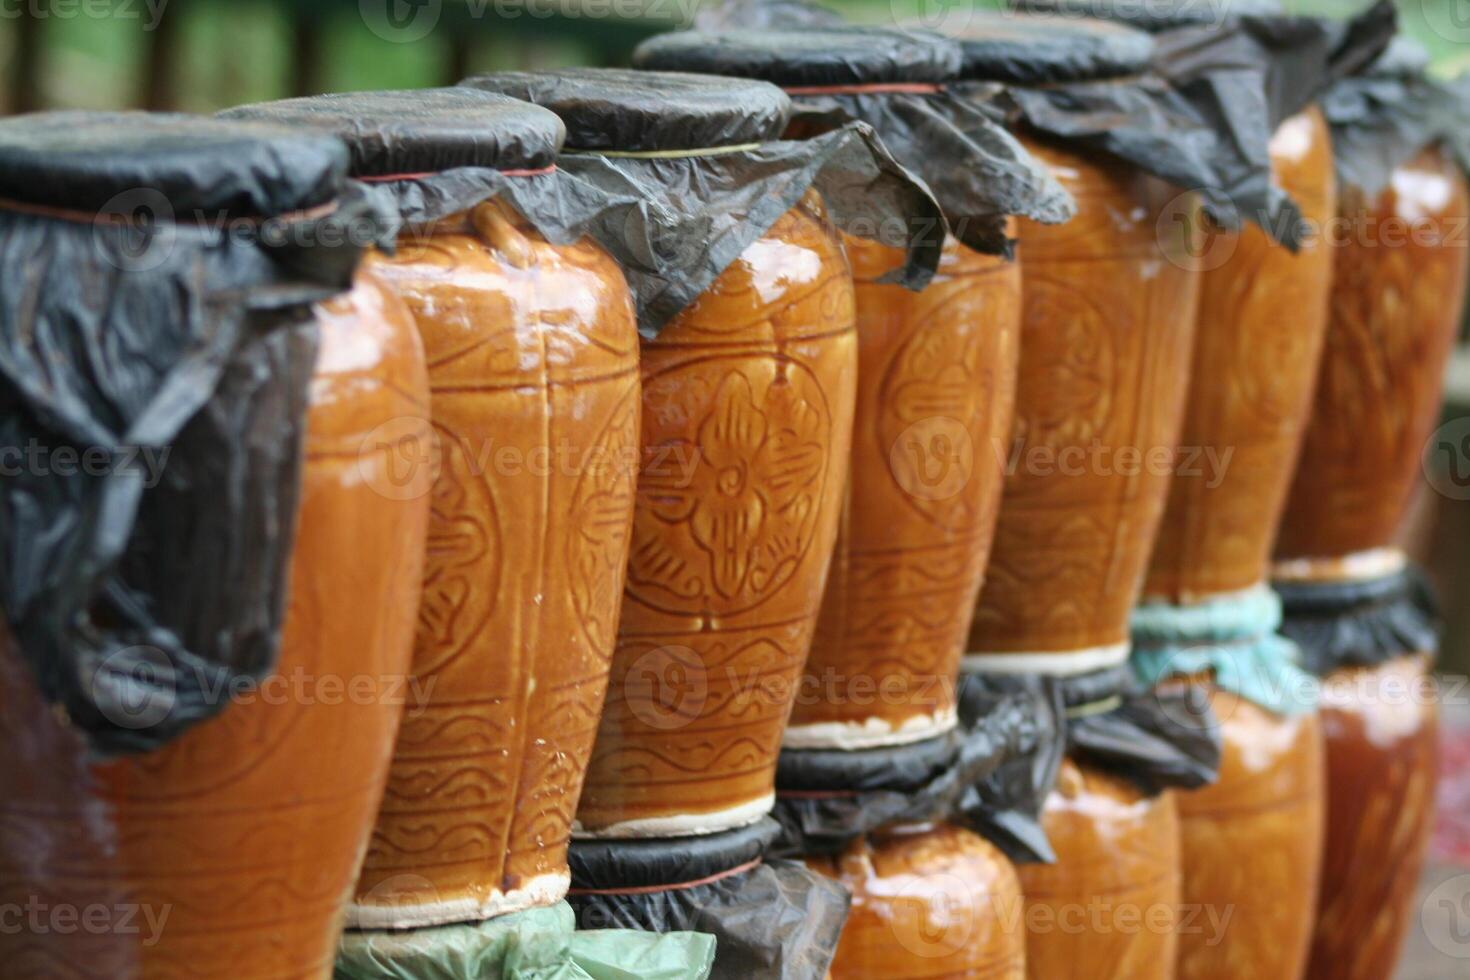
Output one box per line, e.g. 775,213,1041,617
358,164,556,182
784,82,943,96
0,195,340,227
566,857,764,897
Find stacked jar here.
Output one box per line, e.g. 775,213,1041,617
1273,36,1470,980
222,89,645,936
943,14,1204,980
0,113,431,979
634,24,1079,979
460,66,950,977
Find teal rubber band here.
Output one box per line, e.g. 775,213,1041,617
1130,586,1318,716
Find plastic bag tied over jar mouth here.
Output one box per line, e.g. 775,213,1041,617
459,66,949,334
0,111,381,756
1319,34,1470,198
566,817,850,980
1275,562,1442,677
632,25,1076,258
219,88,581,244
959,4,1395,248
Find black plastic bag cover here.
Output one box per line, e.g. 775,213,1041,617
0,112,373,756
221,88,562,175
917,8,1274,238
568,818,849,980
1276,565,1441,677
1320,37,1470,198
1059,666,1221,797
459,69,789,152
949,11,1156,84
461,68,947,331
634,26,961,86
634,27,1075,257
693,0,846,30
1139,1,1398,242
1009,0,1283,32
770,688,1053,860
954,671,1064,864
953,666,1219,863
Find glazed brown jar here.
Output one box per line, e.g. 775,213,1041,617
1276,145,1469,563
0,264,432,978
223,91,644,929
967,133,1199,664
1306,654,1438,980
1173,686,1325,980
1146,108,1337,602
1271,50,1467,973
787,232,1020,749
808,823,1026,979
352,203,640,924
576,191,857,835
1015,760,1182,980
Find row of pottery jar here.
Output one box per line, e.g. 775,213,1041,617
647,11,1197,980
633,20,1050,980
0,113,441,978
0,64,918,978
1276,35,1469,980
1,16,1461,980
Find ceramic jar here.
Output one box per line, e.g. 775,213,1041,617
1274,144,1468,980
575,191,858,837
786,232,1020,750
808,823,1026,979
1305,654,1438,980
1146,108,1338,602
1143,109,1336,980
349,202,641,927
1276,146,1469,563
967,136,1199,664
958,130,1198,980
1173,686,1325,980
0,269,432,978
1015,760,1182,980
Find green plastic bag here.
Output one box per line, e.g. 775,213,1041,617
335,902,716,980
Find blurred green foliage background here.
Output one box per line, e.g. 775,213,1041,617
1,0,1467,114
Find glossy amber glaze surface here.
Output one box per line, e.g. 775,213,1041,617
1147,108,1337,600
0,270,431,978
789,233,1020,748
1175,685,1325,980
1017,760,1181,980
577,193,858,836
808,823,1026,979
1276,147,1470,561
969,137,1200,657
1306,655,1439,980
352,203,641,924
